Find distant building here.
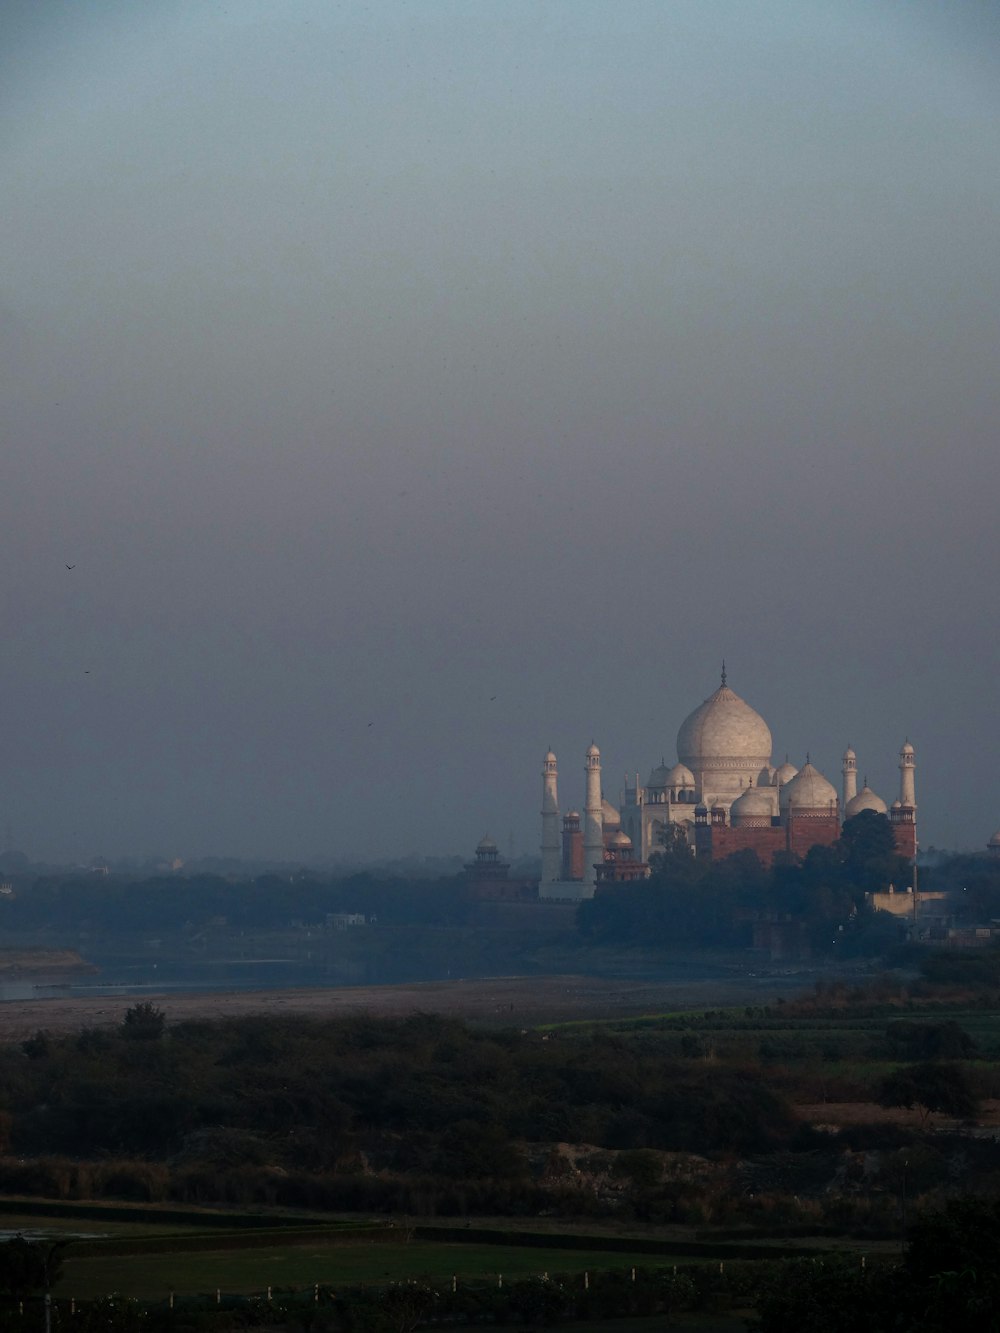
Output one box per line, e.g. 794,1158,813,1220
867,886,949,922
464,836,536,902
539,671,918,899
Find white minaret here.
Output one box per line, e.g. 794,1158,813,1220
842,746,858,808
583,742,604,893
540,749,561,883
899,740,916,808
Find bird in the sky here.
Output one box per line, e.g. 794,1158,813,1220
65,564,75,570
490,696,497,701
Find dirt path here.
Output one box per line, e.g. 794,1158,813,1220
0,972,803,1040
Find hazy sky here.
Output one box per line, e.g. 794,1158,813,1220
3,0,999,863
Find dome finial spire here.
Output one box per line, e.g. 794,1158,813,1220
720,659,727,687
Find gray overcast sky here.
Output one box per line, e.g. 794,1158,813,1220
3,0,998,863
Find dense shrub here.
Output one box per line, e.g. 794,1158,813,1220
884,1019,977,1060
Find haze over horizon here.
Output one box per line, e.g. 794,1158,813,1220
4,1,999,864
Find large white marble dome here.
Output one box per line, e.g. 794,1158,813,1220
677,681,773,770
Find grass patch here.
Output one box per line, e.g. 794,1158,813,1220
0,1215,200,1239
58,1240,692,1300
0,1198,366,1235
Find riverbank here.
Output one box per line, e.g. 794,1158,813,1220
0,970,809,1040
0,949,96,976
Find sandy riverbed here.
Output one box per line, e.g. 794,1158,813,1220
0,971,807,1041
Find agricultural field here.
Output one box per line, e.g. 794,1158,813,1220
56,1236,690,1300
556,997,1000,1110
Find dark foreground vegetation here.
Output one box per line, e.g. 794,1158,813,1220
2,940,1000,1326
4,941,1000,1225
4,1003,808,1215
3,1200,1000,1330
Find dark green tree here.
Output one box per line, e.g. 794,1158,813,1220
876,1061,978,1123
755,1256,901,1333
885,1020,978,1061
758,1200,1000,1332
649,821,698,871
839,809,910,891
0,1236,63,1303
907,1198,1000,1304
121,1002,166,1041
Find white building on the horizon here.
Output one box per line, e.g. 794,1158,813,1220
539,671,917,900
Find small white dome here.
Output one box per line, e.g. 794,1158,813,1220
775,761,799,786
987,829,1000,849
730,785,774,824
901,741,914,755
586,742,600,758
544,749,556,763
780,761,839,812
843,746,856,760
844,785,888,818
608,829,632,850
477,835,498,852
666,762,696,788
646,762,671,789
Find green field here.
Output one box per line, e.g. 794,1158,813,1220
58,1239,691,1299
550,1004,1000,1082
0,1212,216,1239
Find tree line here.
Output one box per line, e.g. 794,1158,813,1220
0,870,470,934
579,811,922,954
4,1009,804,1169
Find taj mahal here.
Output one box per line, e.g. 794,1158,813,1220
537,671,917,901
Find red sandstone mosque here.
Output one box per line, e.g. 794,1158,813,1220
538,671,917,901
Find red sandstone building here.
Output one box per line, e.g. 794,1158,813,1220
538,673,918,899
691,755,916,867
464,835,537,902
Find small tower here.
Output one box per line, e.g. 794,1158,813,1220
561,811,583,880
583,742,604,893
898,740,916,809
540,749,561,884
464,835,516,901
594,830,650,887
842,746,858,808
889,741,917,858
